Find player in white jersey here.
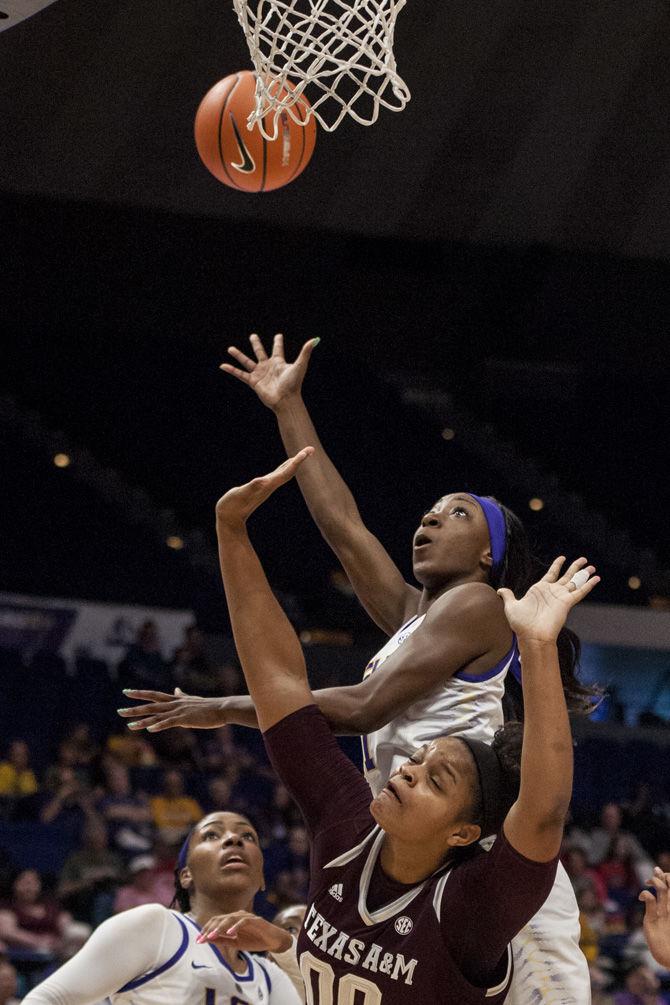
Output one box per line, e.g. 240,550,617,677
120,334,599,1004
23,811,302,1005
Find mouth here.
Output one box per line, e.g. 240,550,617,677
220,854,248,869
384,780,402,803
413,533,432,550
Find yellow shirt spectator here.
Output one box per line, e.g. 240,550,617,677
0,742,38,798
150,770,202,845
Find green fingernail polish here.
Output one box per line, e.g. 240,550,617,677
312,337,320,347
122,689,133,694
117,708,131,714
128,722,140,728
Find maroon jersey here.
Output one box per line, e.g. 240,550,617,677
264,704,557,1005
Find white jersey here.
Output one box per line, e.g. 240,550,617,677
23,904,301,1005
362,614,515,797
361,615,590,1005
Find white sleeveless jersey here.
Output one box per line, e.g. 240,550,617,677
360,615,590,1005
23,904,300,1005
362,614,515,798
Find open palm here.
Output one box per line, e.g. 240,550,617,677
497,557,599,643
220,333,317,410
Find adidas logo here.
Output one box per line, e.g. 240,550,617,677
329,883,344,902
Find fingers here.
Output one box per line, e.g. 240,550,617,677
542,556,566,583
121,689,173,701
295,337,319,370
569,573,600,603
557,556,588,586
219,362,252,386
117,701,176,718
496,587,516,604
249,333,268,361
227,346,257,371
272,333,285,358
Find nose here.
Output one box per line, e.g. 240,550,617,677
399,762,418,787
421,513,441,529
222,831,244,847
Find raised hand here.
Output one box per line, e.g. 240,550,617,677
117,688,227,732
220,333,318,411
215,447,314,530
497,556,600,643
640,867,670,969
196,911,292,954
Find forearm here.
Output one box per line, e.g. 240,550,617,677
224,685,368,735
516,638,573,822
274,396,362,536
216,519,312,732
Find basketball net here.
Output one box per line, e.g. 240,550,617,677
232,0,410,138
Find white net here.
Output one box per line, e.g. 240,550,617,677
232,0,410,139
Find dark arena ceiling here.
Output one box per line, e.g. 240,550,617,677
2,0,669,626
2,0,670,255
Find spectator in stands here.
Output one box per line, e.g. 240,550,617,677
0,870,69,958
565,844,608,903
171,625,221,695
116,620,169,692
62,724,99,776
205,775,233,813
0,741,38,822
97,760,153,858
590,963,614,1005
614,962,667,1004
145,725,203,774
57,819,123,926
579,886,607,964
112,855,172,913
104,729,157,768
598,836,647,913
149,769,202,847
0,957,20,1005
39,765,96,840
44,741,91,791
588,805,653,884
0,742,38,801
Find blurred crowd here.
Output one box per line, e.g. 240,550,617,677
0,620,669,1001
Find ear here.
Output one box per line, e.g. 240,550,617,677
480,547,493,573
446,822,481,848
179,866,193,891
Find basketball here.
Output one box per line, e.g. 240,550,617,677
194,71,316,193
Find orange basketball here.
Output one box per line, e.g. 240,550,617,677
194,71,317,193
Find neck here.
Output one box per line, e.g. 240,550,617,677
378,832,449,885
188,890,254,929
416,571,486,616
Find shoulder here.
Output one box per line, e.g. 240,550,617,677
427,583,505,627
103,903,174,932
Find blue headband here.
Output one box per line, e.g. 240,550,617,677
176,832,192,872
468,495,507,579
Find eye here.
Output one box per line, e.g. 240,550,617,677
202,829,220,840
430,776,442,791
242,831,257,842
451,506,467,517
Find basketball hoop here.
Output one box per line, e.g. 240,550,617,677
232,0,410,139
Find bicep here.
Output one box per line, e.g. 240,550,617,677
22,906,171,1005
327,521,417,635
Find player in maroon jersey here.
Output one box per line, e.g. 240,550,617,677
205,448,598,1005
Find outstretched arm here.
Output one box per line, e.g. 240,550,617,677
214,449,317,732
500,558,599,862
221,334,418,635
120,583,509,735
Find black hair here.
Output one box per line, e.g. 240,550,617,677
489,501,602,717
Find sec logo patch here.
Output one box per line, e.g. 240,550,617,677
395,916,413,935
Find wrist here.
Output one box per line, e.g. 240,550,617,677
516,636,558,653
273,393,304,418
271,929,293,953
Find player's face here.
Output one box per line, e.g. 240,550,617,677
272,903,308,937
183,812,264,902
412,494,491,588
370,738,481,851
